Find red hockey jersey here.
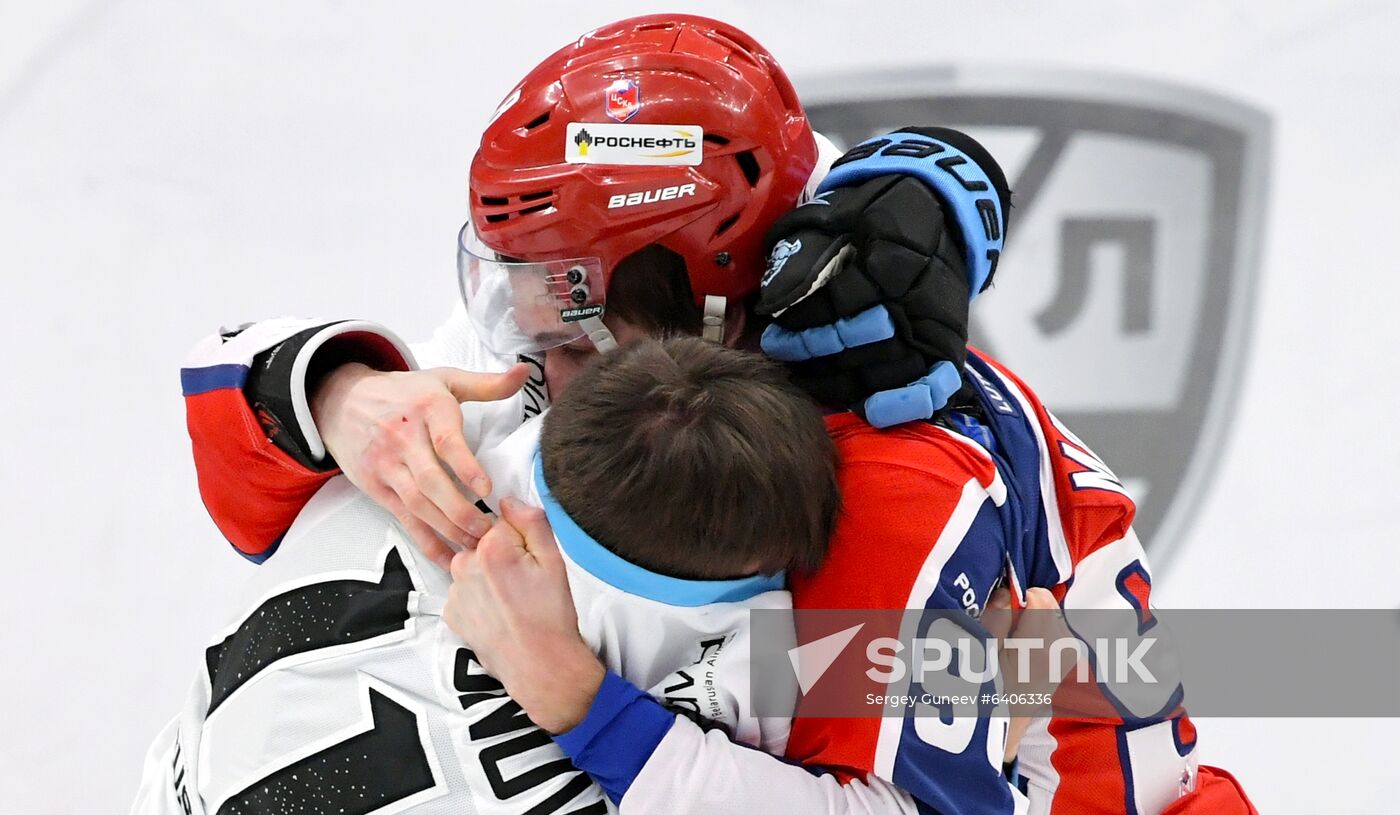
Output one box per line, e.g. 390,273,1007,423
784,350,1254,814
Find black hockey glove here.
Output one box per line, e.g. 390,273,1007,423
757,127,1011,427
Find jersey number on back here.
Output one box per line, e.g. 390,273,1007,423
200,547,439,814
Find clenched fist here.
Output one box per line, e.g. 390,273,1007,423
442,498,605,734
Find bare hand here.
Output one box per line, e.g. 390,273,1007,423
312,361,530,568
983,587,1071,763
444,498,604,734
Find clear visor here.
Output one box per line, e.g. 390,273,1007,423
456,223,608,356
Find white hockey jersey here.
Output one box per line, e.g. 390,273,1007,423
132,416,792,815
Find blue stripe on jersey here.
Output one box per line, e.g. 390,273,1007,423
961,353,1061,590
927,499,1007,617
892,608,1015,815
180,363,249,396
533,456,786,606
886,501,1014,814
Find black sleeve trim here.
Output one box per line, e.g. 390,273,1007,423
245,321,415,471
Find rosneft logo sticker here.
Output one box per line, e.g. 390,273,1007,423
565,122,704,166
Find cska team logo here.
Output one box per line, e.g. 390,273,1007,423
605,79,642,122
801,68,1271,568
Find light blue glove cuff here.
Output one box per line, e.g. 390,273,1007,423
760,305,895,362
862,360,963,428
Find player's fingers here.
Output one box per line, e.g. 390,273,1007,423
1010,588,1076,688
1004,717,1032,764
477,516,527,567
376,487,457,571
403,430,492,540
443,550,484,645
1013,589,1067,642
499,497,558,566
423,398,494,499
415,527,457,572
1022,587,1059,611
432,364,531,405
449,548,477,583
1033,593,1075,669
385,464,474,549
982,587,1015,640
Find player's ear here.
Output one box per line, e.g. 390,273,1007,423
722,298,748,348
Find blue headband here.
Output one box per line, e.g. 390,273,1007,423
533,455,785,607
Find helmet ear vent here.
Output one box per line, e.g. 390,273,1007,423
520,110,551,132
478,190,557,222
735,150,761,188
704,133,731,146
714,212,741,238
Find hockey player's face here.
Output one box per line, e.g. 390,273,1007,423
543,316,650,395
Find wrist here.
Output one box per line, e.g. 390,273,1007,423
549,671,677,807
508,636,605,735
309,362,375,432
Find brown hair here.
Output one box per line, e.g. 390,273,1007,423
540,336,839,580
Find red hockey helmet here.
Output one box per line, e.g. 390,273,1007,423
461,15,816,354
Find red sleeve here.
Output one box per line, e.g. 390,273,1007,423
180,319,414,561
185,380,340,561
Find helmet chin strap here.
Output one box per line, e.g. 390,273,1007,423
702,295,727,344
576,296,723,353
579,316,619,353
